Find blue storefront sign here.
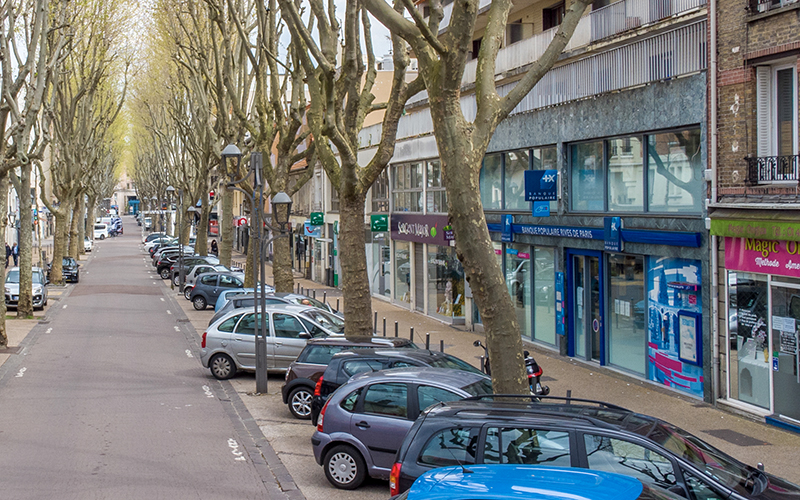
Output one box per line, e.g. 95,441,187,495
502,214,513,243
604,216,623,252
303,221,321,238
533,201,551,217
524,169,558,201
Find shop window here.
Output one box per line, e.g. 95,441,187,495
504,151,530,210
426,160,447,213
427,244,465,319
480,154,503,210
392,162,424,213
395,241,411,305
533,247,556,345
727,272,770,409
608,254,646,375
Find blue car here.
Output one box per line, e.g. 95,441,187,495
214,288,255,311
392,465,683,500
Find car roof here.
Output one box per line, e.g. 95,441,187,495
219,303,320,316
304,336,414,348
409,465,652,500
350,366,488,386
329,348,452,362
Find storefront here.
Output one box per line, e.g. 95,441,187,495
390,213,465,324
489,218,706,399
711,213,800,431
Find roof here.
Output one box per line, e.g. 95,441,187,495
305,336,415,348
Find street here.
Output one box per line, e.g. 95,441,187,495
0,233,288,499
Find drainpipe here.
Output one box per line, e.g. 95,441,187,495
709,0,720,404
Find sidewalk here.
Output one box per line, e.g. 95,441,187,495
233,250,800,488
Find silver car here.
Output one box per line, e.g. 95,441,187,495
5,267,49,310
199,303,345,379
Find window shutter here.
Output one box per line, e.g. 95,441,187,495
756,66,772,157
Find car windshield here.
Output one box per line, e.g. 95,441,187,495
300,309,345,334
5,270,19,283
460,377,493,397
639,422,751,490
32,272,44,285
428,355,484,374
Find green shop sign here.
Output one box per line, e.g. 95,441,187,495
710,219,800,242
371,214,388,232
310,212,324,226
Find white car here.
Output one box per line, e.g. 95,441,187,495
4,267,48,310
93,223,109,240
84,237,93,252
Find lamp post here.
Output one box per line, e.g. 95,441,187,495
222,144,292,394
7,211,17,246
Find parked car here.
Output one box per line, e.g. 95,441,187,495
388,395,800,499
155,250,204,279
5,267,49,310
143,217,152,230
178,264,229,296
142,232,165,244
393,465,684,500
170,257,223,287
188,272,246,310
214,288,255,311
145,236,175,254
309,348,482,424
210,291,333,325
281,337,417,420
93,223,109,240
84,237,93,252
311,367,492,489
47,257,80,283
199,304,346,379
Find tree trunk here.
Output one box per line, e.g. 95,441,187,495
77,195,86,257
272,226,293,293
17,167,33,318
196,198,209,257
51,210,69,285
440,145,529,395
68,198,80,258
0,175,9,346
339,194,372,337
219,188,233,268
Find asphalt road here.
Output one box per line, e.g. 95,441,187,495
0,231,288,499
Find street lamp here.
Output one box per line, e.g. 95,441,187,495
222,144,292,394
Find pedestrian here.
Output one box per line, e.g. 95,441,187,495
12,243,18,266
5,243,10,268
210,239,218,256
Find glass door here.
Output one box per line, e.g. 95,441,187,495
770,284,800,424
571,252,604,362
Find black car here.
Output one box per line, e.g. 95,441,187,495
309,348,483,424
389,396,800,499
281,337,417,420
47,257,80,283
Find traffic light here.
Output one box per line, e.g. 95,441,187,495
209,190,215,200
32,208,38,225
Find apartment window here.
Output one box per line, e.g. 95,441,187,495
570,128,702,214
371,170,389,213
426,160,447,213
471,38,482,60
757,65,798,159
543,2,565,30
330,181,340,212
504,151,530,210
392,162,423,212
508,20,523,45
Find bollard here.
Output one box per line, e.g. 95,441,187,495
300,286,304,296
336,299,340,311
394,321,398,337
383,318,386,337
440,340,444,352
410,327,414,343
480,356,486,373
323,291,327,304
566,390,572,403
425,333,430,350
374,312,378,333
296,283,300,293
312,290,316,299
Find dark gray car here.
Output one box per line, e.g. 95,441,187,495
188,272,244,310
310,367,492,490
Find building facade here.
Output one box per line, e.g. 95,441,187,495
709,0,800,431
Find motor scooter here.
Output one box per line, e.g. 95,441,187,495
473,340,550,396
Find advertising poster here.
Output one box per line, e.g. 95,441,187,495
647,257,704,397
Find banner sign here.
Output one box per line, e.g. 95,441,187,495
524,169,558,201
391,214,453,245
711,219,800,242
303,221,322,238
604,216,623,252
725,237,800,278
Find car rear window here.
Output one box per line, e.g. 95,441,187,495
427,355,483,374
342,360,385,377
217,314,242,333
299,345,347,364
460,378,493,397
418,427,478,467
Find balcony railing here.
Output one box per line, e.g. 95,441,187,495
751,0,799,13
746,155,800,184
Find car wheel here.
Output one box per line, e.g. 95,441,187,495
184,287,193,300
193,295,207,310
209,354,236,380
324,444,366,490
99,235,105,240
288,386,313,420
172,275,180,287
159,268,170,279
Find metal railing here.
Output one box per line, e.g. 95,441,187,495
746,154,800,184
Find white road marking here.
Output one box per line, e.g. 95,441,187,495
15,367,26,378
228,439,247,461
185,350,193,358
152,282,156,285
62,304,68,309
202,385,214,398
160,298,165,302
174,326,180,332
46,328,52,334
166,310,172,315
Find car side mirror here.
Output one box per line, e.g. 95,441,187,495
299,332,311,339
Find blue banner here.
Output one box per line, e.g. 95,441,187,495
604,217,622,252
524,169,558,201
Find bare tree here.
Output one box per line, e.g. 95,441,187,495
363,0,591,392
278,0,424,335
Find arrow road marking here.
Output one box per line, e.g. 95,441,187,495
228,439,247,462
202,385,214,398
185,350,193,358
174,326,180,332
15,367,26,378
46,328,52,334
